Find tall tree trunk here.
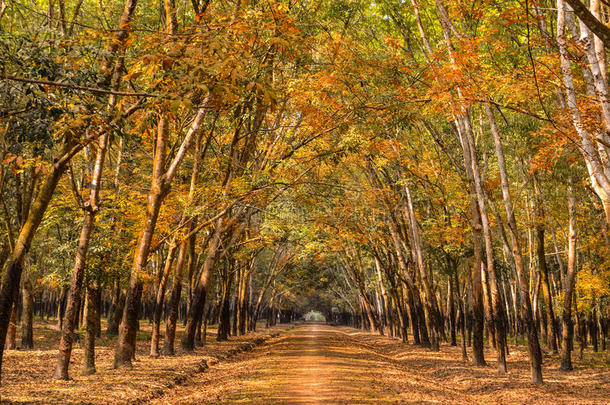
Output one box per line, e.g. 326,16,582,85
182,222,223,350
162,115,207,354
54,132,109,379
52,0,139,377
404,185,440,350
0,137,78,382
431,0,486,364
115,115,168,368
486,102,543,383
560,184,578,371
114,79,208,366
456,115,486,366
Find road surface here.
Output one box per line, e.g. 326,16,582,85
151,323,462,404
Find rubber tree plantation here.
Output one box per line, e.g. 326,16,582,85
0,0,609,403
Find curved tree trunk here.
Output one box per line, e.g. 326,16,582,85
0,140,76,382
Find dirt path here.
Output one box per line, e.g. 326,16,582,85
150,323,610,404
151,323,466,404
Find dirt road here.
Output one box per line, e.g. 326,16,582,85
151,323,464,404
150,323,609,404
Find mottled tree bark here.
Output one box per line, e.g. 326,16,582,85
487,101,543,383
82,279,99,375
0,139,77,382
182,223,222,351
55,132,109,379
150,242,177,357
20,279,33,349
106,278,123,336
560,185,578,371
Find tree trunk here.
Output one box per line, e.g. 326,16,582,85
20,279,34,349
55,131,109,379
182,222,223,350
486,102,543,383
115,83,208,366
5,300,17,351
0,145,75,382
107,278,123,336
457,115,486,366
82,279,99,375
150,242,177,357
560,186,578,371
115,115,170,368
404,185,440,350
432,0,486,365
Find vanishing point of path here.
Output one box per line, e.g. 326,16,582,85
151,323,467,404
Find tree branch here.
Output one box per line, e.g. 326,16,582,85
565,0,610,49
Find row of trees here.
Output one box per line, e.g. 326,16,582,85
295,0,610,386
0,0,340,383
0,0,609,390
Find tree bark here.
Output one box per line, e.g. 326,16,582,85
486,102,543,383
20,279,33,349
560,184,578,371
54,132,109,379
182,222,223,351
150,242,177,357
0,138,78,382
564,0,610,50
82,278,99,375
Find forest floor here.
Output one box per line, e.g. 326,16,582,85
151,323,610,405
1,321,610,404
0,319,291,404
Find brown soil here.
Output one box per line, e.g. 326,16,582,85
2,322,609,404
150,323,610,405
0,319,289,404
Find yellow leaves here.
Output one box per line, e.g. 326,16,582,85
576,265,610,310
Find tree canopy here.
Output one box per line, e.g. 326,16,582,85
1,0,610,393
